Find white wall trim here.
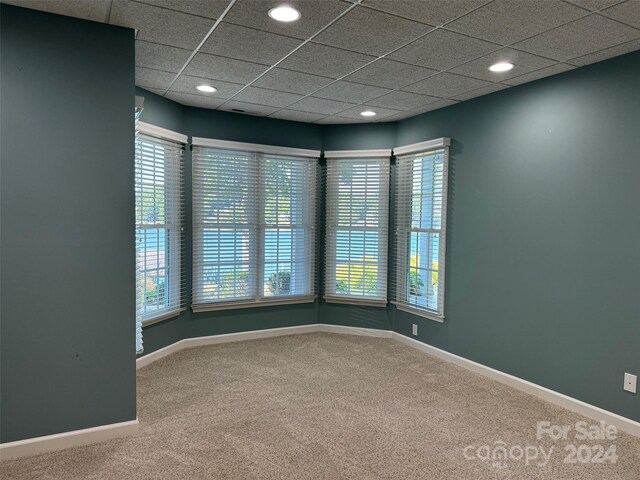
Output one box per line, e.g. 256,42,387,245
393,137,450,156
392,332,640,438
191,137,320,158
324,149,392,159
138,122,188,144
0,419,139,461
319,324,393,338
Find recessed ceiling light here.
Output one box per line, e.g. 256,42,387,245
489,62,514,73
360,110,377,117
268,5,301,22
196,85,217,93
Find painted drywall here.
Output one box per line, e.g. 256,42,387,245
393,51,640,422
0,5,136,443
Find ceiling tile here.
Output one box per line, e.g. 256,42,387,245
314,81,391,104
315,116,363,124
362,0,488,26
2,0,110,22
218,101,279,116
232,87,303,108
200,22,302,65
135,0,230,19
344,59,438,89
135,67,175,90
223,0,351,39
288,97,356,115
252,68,335,95
169,75,244,98
135,40,192,73
413,99,459,114
164,91,226,109
183,52,269,84
566,0,624,11
567,38,640,65
502,63,575,85
313,7,433,56
388,29,498,70
449,48,556,82
451,83,509,101
268,110,327,122
110,0,214,49
141,87,167,97
513,14,640,61
446,0,587,44
366,91,440,110
278,43,376,79
602,0,640,28
403,72,491,97
337,105,402,120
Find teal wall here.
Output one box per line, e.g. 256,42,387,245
0,5,136,443
140,52,639,422
2,2,635,446
393,52,640,422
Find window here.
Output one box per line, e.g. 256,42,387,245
135,122,186,344
393,138,450,321
191,138,318,311
324,150,391,306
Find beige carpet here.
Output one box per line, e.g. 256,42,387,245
2,332,639,479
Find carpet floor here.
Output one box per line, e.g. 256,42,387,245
2,332,639,479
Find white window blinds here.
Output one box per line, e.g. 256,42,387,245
192,139,318,311
324,150,391,306
135,122,186,350
393,138,450,321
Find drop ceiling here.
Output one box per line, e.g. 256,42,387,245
4,0,640,123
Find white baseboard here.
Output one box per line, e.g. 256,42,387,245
392,332,640,438
319,324,393,338
0,419,139,461
137,324,322,370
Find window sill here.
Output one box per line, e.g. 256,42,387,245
324,296,387,308
141,309,183,327
393,303,444,323
191,296,316,313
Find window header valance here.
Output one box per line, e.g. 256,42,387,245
393,137,450,156
324,149,392,159
139,122,188,145
192,137,320,158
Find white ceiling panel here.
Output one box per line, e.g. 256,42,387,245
135,40,192,73
362,0,489,27
11,0,640,123
403,72,491,98
110,0,214,49
313,7,433,56
252,68,335,95
223,0,351,39
278,43,377,78
449,48,556,82
183,52,269,84
446,0,587,44
344,59,438,89
169,74,244,98
200,22,303,65
388,29,499,70
514,14,640,61
314,81,392,104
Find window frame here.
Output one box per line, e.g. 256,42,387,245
191,137,320,313
135,122,187,327
393,138,450,323
324,149,392,308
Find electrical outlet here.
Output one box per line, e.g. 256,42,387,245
624,373,637,394
412,324,418,336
